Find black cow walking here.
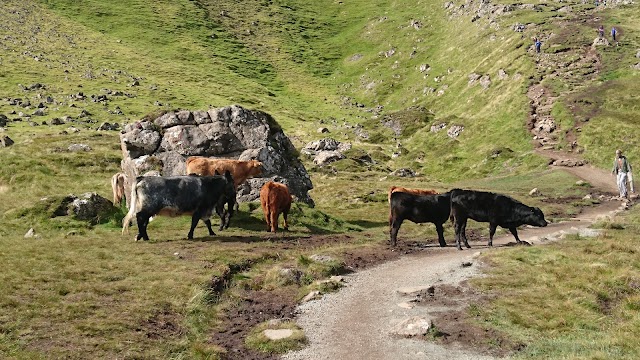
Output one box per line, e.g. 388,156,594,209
450,189,548,250
389,191,451,247
122,172,236,241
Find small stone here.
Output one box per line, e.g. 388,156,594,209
302,290,322,303
24,228,36,238
391,316,432,337
263,329,294,340
396,285,434,296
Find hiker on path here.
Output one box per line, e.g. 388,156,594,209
612,149,633,199
611,26,617,41
534,38,542,53
598,25,605,38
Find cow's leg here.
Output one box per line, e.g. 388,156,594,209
270,211,279,232
282,208,290,231
136,212,151,241
453,217,464,250
264,208,272,232
461,219,471,249
488,223,498,246
187,214,201,240
435,222,447,247
216,201,227,231
508,227,522,244
390,217,404,247
203,219,216,236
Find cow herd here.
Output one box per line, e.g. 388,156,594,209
117,157,292,241
390,187,548,250
114,158,548,249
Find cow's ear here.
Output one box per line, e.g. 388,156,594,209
214,170,221,175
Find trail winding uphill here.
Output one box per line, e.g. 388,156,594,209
282,196,623,360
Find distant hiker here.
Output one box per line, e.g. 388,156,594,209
534,38,542,53
612,149,633,200
611,26,617,41
598,25,605,38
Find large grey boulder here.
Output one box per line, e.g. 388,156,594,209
119,105,314,206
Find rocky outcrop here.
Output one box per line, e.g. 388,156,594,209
119,105,314,206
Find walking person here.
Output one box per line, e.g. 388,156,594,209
534,38,542,53
612,149,633,200
611,26,617,42
598,25,605,38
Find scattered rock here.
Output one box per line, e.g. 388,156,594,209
310,254,335,263
513,23,525,32
24,228,37,238
396,285,434,296
461,261,473,267
497,69,508,80
529,188,541,196
302,290,322,303
552,159,586,167
592,37,610,47
479,75,491,90
263,329,294,340
390,168,415,177
1,135,14,147
317,127,330,134
313,151,345,166
391,316,433,337
447,125,464,138
97,122,120,131
430,123,447,132
68,144,91,152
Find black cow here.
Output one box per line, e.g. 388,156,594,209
450,189,548,250
121,172,236,241
389,191,452,247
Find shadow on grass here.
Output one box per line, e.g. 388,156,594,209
348,219,388,229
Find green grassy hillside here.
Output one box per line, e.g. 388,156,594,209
2,0,640,358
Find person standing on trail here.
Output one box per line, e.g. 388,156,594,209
611,26,617,41
598,25,605,38
535,38,542,53
612,149,633,199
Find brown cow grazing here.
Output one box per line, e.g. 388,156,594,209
185,157,263,188
388,186,438,203
260,181,292,232
111,172,126,206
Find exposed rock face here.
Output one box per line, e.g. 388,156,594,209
1,135,14,147
119,105,314,206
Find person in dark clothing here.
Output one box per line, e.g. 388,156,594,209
534,38,542,53
611,26,617,41
598,25,605,38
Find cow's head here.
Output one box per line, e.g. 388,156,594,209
248,160,264,177
527,207,548,227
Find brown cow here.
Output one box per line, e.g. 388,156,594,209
111,172,126,205
388,186,438,203
185,157,263,188
260,181,292,232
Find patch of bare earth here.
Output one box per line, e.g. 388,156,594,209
208,235,430,359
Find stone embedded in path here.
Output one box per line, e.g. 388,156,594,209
391,316,433,337
263,329,294,340
397,302,414,309
396,285,434,296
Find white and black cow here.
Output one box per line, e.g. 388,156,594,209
121,172,236,241
450,189,548,250
389,191,451,247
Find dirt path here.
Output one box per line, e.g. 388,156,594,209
282,198,623,360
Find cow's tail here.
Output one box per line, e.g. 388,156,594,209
121,178,139,235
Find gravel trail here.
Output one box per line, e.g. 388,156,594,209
283,199,623,360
